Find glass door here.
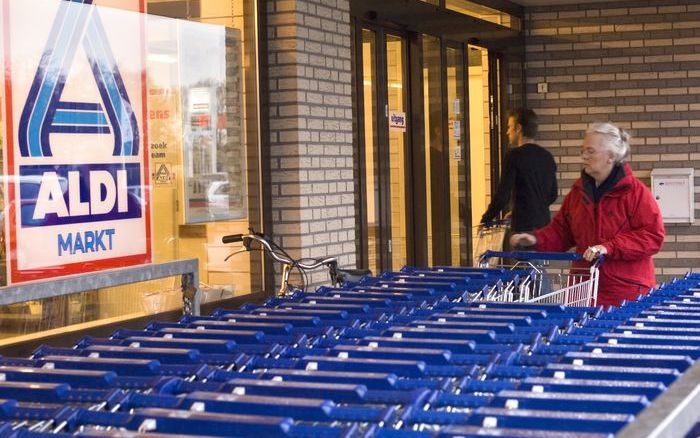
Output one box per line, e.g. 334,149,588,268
422,35,443,266
423,37,468,267
386,34,409,271
356,27,410,273
359,29,381,276
467,44,497,263
355,28,503,270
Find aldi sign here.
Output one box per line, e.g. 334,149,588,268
1,0,151,283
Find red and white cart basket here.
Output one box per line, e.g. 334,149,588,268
478,250,601,307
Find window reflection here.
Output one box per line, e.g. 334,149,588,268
361,29,380,276
386,34,408,271
447,46,467,266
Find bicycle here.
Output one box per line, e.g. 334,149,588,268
222,229,371,297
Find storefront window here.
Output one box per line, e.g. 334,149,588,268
0,0,261,340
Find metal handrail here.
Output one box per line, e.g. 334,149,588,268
0,259,200,315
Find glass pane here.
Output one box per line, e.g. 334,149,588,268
362,29,380,276
467,45,493,262
0,0,261,340
177,28,246,224
422,34,442,266
386,34,408,270
147,0,262,298
446,0,521,30
447,47,467,266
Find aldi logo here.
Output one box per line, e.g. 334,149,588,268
1,0,151,283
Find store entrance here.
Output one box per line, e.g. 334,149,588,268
354,25,506,272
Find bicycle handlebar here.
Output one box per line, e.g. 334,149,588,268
222,234,243,244
222,233,337,270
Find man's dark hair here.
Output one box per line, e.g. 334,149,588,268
508,108,538,139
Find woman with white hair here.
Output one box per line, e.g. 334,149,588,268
510,122,665,307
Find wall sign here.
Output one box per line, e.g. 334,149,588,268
1,0,151,283
389,111,407,132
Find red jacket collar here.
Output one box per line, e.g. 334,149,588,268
573,162,635,199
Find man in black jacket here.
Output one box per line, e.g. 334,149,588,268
481,108,557,234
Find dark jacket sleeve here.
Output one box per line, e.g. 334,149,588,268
548,174,558,206
481,149,516,224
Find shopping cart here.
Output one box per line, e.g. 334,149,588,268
472,220,510,266
478,250,600,307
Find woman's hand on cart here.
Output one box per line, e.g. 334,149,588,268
583,244,607,262
510,233,537,248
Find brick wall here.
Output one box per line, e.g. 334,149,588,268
524,0,700,281
266,0,356,285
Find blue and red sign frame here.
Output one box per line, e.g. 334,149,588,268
1,0,152,284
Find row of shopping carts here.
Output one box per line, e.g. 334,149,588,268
0,257,696,436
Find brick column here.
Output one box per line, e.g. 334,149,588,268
266,0,355,286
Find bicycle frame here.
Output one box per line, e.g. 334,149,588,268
222,232,338,297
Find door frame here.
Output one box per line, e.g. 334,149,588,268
446,40,473,266
424,34,452,266
488,52,503,197
407,32,426,266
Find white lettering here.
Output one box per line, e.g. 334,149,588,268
33,170,131,220
68,171,89,216
117,169,128,212
90,171,116,215
33,172,68,220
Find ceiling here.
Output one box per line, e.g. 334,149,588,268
351,0,522,48
349,0,636,47
510,0,628,5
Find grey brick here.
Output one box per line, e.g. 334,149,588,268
526,1,700,278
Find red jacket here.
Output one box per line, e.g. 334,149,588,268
534,162,665,307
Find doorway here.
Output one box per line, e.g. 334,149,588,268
467,45,499,262
354,26,504,272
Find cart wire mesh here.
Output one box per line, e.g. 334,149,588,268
477,250,600,307
472,220,510,266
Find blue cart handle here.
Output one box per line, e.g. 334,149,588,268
480,250,585,262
